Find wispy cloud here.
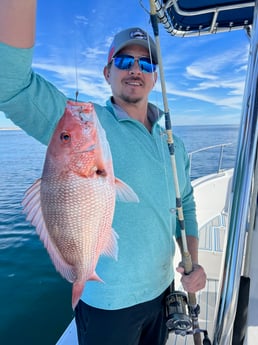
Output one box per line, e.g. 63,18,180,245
156,41,249,114
184,44,248,83
186,65,218,80
32,60,111,104
74,15,88,26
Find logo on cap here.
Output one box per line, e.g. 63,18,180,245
129,29,147,41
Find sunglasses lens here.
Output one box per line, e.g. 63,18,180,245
139,57,156,73
113,55,134,70
113,55,156,73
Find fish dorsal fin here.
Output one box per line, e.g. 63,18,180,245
115,178,139,203
22,179,76,283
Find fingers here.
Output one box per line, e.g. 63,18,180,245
176,266,184,274
176,263,207,293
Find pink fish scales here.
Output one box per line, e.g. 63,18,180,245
22,101,139,309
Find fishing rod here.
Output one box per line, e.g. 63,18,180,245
148,1,211,344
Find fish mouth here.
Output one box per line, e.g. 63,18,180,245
72,109,95,129
74,107,94,124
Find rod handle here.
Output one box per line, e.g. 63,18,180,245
182,250,193,275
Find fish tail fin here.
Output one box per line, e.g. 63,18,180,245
72,281,85,310
115,178,139,203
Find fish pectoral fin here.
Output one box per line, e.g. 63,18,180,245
115,178,139,203
22,178,76,283
101,229,119,260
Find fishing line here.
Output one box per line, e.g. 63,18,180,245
74,44,79,101
72,20,80,102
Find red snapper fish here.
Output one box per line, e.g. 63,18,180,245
22,100,139,309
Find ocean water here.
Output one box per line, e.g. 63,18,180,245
0,125,239,345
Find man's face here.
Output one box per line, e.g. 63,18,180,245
104,44,157,106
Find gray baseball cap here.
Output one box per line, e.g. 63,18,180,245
107,27,158,64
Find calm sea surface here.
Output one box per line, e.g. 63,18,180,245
0,125,239,345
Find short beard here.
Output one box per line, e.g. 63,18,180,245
120,94,142,104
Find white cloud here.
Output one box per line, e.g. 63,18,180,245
81,47,107,59
186,65,218,80
32,60,110,103
74,15,88,26
154,41,249,113
155,78,243,110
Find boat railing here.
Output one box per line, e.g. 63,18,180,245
188,143,233,179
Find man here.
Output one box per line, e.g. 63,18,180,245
0,1,206,345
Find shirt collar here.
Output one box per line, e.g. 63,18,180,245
106,97,163,125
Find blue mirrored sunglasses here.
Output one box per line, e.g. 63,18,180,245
112,54,157,73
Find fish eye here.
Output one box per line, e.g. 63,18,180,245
60,131,71,143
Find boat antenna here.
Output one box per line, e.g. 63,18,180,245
148,1,208,344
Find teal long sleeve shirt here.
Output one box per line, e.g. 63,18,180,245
0,42,198,309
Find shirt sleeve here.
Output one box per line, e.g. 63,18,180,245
0,42,67,145
174,136,199,239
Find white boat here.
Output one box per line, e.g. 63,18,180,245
57,1,258,344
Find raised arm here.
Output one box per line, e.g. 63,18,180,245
0,0,36,48
0,0,67,144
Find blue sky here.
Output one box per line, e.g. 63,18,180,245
0,0,251,128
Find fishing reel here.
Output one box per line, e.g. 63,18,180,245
165,290,192,334
165,290,212,344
